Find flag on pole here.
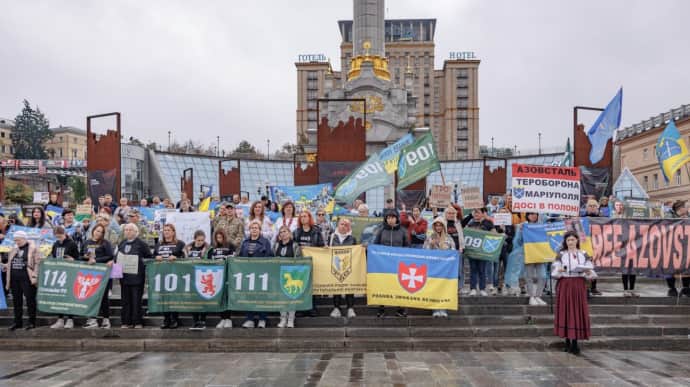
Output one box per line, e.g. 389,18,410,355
558,138,573,167
655,120,690,182
397,133,441,189
587,88,623,164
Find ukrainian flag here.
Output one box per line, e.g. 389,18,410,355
366,245,458,310
523,222,565,264
656,120,690,182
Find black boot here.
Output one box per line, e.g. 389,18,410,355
570,339,580,355
668,288,679,297
564,339,571,352
160,316,170,329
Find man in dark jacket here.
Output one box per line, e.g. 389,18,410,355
373,209,409,317
373,209,409,247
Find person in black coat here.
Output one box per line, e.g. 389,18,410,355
48,226,81,329
293,210,324,317
81,224,115,329
117,223,153,329
373,208,409,318
154,224,186,329
239,221,274,329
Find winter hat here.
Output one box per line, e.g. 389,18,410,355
13,231,28,240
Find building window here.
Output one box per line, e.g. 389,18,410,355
652,174,658,190
0,132,4,138
72,149,77,159
643,175,648,190
1,145,4,153
642,148,648,160
676,169,682,185
59,148,63,157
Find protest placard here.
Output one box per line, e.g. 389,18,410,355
463,228,506,262
164,212,211,244
429,185,452,208
303,245,367,295
492,213,512,226
460,186,483,209
75,205,93,222
511,164,581,216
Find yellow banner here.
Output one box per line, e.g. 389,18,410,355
302,245,367,295
367,273,458,310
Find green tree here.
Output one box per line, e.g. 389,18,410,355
12,99,54,159
68,177,87,203
4,180,32,204
232,140,259,154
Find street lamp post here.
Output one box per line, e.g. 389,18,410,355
267,139,270,160
491,137,495,156
538,132,542,155
216,136,220,157
168,131,171,151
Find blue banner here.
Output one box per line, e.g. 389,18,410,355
366,245,459,310
270,183,333,213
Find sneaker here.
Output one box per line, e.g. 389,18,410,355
330,307,342,318
346,308,357,318
277,317,287,328
64,319,74,329
120,325,130,329
8,323,22,331
197,322,206,330
287,312,295,328
591,289,603,296
242,320,255,329
440,311,449,318
536,297,547,305
376,310,385,318
630,291,640,298
84,319,99,329
469,289,477,296
623,291,631,298
50,319,65,329
25,323,35,331
257,320,266,328
432,311,440,318
189,322,202,330
133,324,143,329
479,290,488,297
489,286,498,296
529,297,539,306
395,309,407,318
101,319,111,329
216,319,226,329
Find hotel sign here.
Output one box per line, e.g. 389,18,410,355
298,54,327,62
449,51,477,60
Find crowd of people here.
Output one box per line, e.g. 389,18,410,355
1,190,688,354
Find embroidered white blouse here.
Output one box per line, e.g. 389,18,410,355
551,250,597,280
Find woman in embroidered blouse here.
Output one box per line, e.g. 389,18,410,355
551,231,597,355
272,201,298,245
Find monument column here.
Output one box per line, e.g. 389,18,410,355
353,0,385,57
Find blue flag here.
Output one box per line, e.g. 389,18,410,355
656,120,690,182
588,88,623,164
0,287,7,310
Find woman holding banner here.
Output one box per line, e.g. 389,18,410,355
329,218,357,319
521,213,548,306
400,204,428,248
82,224,114,329
444,205,465,294
294,210,324,317
207,230,235,329
552,231,597,355
245,201,274,245
154,224,185,329
424,217,457,318
30,207,53,230
272,201,298,245
274,225,302,328
118,223,152,329
184,230,211,329
239,220,274,328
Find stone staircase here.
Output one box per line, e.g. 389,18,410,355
1,287,688,352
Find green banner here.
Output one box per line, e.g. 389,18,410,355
334,153,393,204
462,228,506,262
227,257,313,312
146,260,226,313
397,133,441,189
37,260,111,317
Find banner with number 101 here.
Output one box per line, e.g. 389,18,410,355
227,257,313,312
146,260,226,313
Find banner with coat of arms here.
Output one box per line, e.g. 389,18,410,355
226,257,313,312
522,222,566,264
146,260,226,313
303,245,367,295
36,260,111,317
366,245,459,310
462,228,506,262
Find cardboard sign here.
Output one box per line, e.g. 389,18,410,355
461,187,483,209
75,205,92,222
429,185,452,208
493,213,512,226
33,192,49,204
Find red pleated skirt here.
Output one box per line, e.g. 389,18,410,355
554,277,591,340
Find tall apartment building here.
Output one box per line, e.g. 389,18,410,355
0,118,15,159
296,18,480,160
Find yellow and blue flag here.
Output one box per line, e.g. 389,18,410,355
366,245,458,310
522,222,566,264
655,120,690,182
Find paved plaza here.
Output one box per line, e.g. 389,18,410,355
0,350,688,386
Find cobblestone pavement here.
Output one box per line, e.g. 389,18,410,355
0,351,688,386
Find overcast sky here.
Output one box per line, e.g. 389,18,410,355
1,0,688,155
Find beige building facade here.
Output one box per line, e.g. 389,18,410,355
44,126,87,160
296,18,479,160
0,118,14,159
616,104,690,203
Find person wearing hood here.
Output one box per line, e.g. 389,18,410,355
444,205,466,293
373,208,409,318
424,216,457,318
329,218,357,319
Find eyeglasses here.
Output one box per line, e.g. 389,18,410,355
317,213,325,216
